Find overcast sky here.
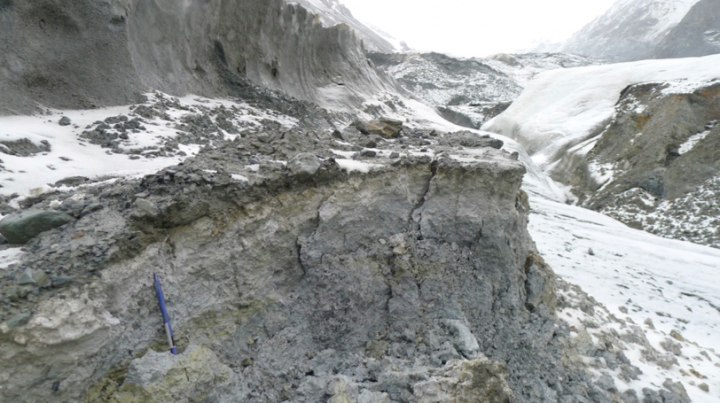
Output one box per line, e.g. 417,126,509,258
340,0,619,57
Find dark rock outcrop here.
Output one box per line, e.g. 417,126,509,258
655,0,720,59
0,209,73,244
560,81,720,248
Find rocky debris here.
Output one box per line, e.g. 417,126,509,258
413,358,513,402
0,209,73,244
59,116,72,126
353,118,404,138
52,176,90,188
288,153,321,179
560,81,720,248
441,131,504,149
0,138,51,157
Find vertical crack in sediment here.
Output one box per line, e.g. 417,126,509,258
295,189,336,278
408,161,438,238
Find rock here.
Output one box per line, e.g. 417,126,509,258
621,389,639,403
660,338,682,356
0,210,74,244
698,383,709,392
588,248,595,256
595,374,617,393
642,388,662,403
50,275,73,287
135,199,158,217
413,357,513,402
662,380,690,403
358,389,391,403
59,116,72,126
34,270,51,288
79,203,104,218
352,118,404,138
389,152,400,159
53,176,90,188
669,330,684,341
5,286,20,302
359,149,377,158
108,347,234,403
17,267,37,285
0,138,52,157
288,153,321,179
331,130,344,140
524,254,557,311
6,312,31,328
442,131,504,149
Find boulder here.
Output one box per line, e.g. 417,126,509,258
0,209,74,244
288,153,321,179
352,118,404,138
443,131,504,149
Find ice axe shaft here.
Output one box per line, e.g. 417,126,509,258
153,273,178,355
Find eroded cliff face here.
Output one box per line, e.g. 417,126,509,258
655,0,720,59
0,0,393,115
0,125,603,403
558,82,720,248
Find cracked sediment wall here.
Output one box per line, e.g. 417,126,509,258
0,153,576,402
0,0,393,115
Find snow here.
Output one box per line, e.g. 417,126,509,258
587,0,701,43
679,130,712,154
231,174,250,182
334,158,382,173
0,93,297,201
531,195,720,401
483,54,720,169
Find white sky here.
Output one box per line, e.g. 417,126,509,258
340,0,620,57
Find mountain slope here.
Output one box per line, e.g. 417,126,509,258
483,54,720,249
290,0,400,53
655,0,720,59
561,0,701,62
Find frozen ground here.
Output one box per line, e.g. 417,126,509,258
530,193,720,401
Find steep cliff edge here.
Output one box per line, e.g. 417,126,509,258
0,0,394,115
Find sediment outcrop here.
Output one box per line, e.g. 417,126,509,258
0,0,394,115
0,117,639,402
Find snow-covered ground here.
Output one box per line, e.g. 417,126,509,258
530,193,720,402
0,93,297,202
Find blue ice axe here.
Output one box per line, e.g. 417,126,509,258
153,273,178,355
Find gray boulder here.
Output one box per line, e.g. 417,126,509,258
288,153,321,179
0,209,73,244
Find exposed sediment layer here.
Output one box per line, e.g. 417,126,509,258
0,139,593,402
0,0,393,115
